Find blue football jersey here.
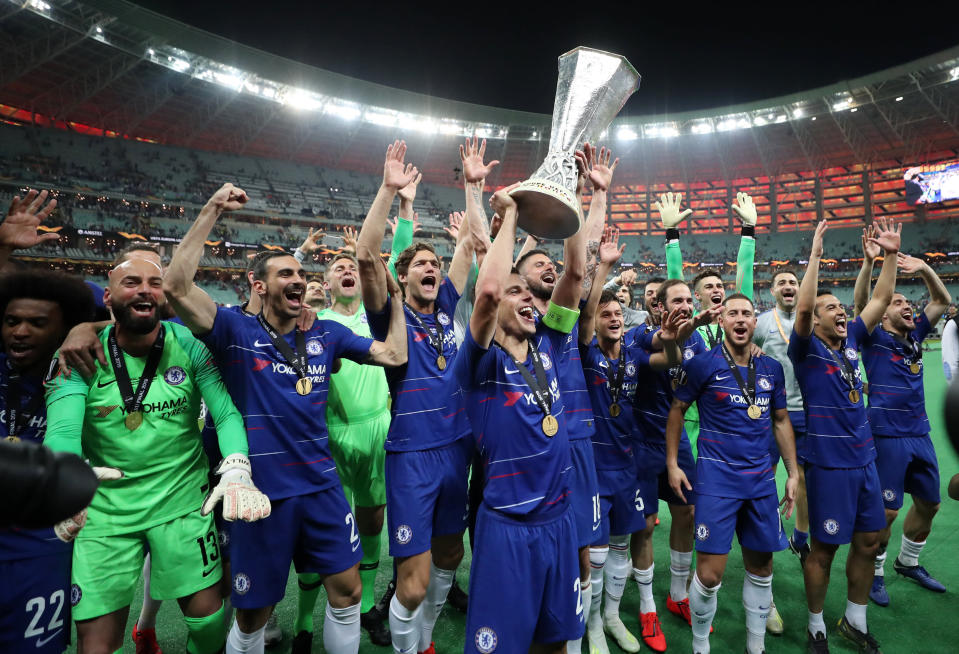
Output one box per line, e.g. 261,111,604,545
368,280,470,451
627,324,706,445
0,354,70,561
580,341,651,470
674,346,786,498
862,315,932,438
201,307,373,499
788,317,875,467
455,325,571,518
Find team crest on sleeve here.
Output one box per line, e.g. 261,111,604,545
437,311,451,326
163,366,186,385
695,524,710,541
395,524,413,545
626,362,637,376
306,339,323,356
233,573,252,595
844,347,858,361
70,584,82,606
540,353,552,370
823,519,840,535
475,627,498,653
758,377,772,391
883,489,897,502
683,348,695,360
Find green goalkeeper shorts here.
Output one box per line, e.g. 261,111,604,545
328,410,390,508
70,508,221,621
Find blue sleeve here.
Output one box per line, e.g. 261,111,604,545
325,320,375,363
673,353,707,404
437,279,462,316
787,328,810,365
914,313,933,342
199,306,243,357
849,316,869,345
626,343,653,370
454,327,493,391
771,360,787,410
629,325,656,350
366,296,391,341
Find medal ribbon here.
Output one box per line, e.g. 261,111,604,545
256,314,308,382
107,323,166,417
404,303,446,362
496,338,553,417
815,336,858,392
720,343,757,407
703,323,722,348
773,309,791,345
888,331,921,366
6,371,47,438
602,339,627,406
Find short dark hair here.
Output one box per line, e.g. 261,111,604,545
771,268,799,285
326,252,358,272
515,249,551,274
655,278,689,308
722,292,754,308
395,243,437,278
251,251,295,282
645,276,666,286
814,289,837,316
692,269,723,289
113,242,160,267
0,271,96,332
598,289,621,309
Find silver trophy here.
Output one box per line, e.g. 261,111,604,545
511,47,640,239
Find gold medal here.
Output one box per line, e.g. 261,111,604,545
125,411,143,431
542,414,559,437
909,362,921,374
609,403,621,417
747,405,762,420
296,377,313,396
436,355,447,371
5,435,19,442
848,389,860,404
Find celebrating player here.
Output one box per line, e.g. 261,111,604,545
789,218,901,654
666,293,798,654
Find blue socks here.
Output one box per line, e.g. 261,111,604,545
792,528,809,548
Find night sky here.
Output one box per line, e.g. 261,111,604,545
132,1,958,116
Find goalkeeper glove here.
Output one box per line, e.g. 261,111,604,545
732,191,758,227
653,192,692,229
54,465,123,542
202,454,271,522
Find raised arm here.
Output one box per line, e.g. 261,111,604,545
471,185,520,348
732,191,757,300
853,224,880,316
446,211,474,294
0,189,61,270
364,260,410,367
897,253,952,325
794,220,828,339
164,183,248,334
654,192,692,281
386,214,415,280
858,217,901,332
579,227,623,345
581,145,618,296
357,141,418,312
293,226,326,263
550,148,589,310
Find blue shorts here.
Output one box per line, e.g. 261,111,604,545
768,410,807,462
875,435,941,509
228,486,362,608
805,462,886,545
569,438,601,548
594,466,646,545
693,493,788,555
0,550,72,653
385,440,470,558
636,440,697,508
466,504,584,651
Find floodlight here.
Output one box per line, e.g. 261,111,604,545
285,89,324,111
616,126,638,141
895,96,903,101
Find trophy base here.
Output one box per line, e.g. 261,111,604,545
509,180,581,240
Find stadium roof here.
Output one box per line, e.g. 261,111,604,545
2,0,959,188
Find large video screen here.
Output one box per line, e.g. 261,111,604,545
904,161,959,205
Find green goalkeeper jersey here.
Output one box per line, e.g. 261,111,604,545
44,321,248,537
318,303,391,425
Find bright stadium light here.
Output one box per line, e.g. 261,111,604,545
617,126,638,141
147,48,155,55
895,96,904,101
167,56,190,72
950,67,959,80
792,108,804,118
28,0,51,11
850,107,858,112
326,101,361,121
284,89,324,111
716,116,750,131
366,109,398,127
691,121,714,135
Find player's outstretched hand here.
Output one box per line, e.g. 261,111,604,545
54,465,123,542
398,172,423,204
598,225,624,265
692,305,722,329
861,224,880,262
299,227,326,255
868,216,902,254
667,464,692,504
780,474,798,519
732,191,757,227
810,219,828,258
658,309,685,343
588,145,619,192
383,140,419,191
896,252,926,275
653,192,692,229
203,454,271,522
460,136,500,183
1,189,61,251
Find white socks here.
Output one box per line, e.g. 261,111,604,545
844,600,868,633
632,564,656,614
669,549,692,601
566,579,591,654
603,537,630,620
137,554,162,630
743,572,772,654
689,572,719,653
325,602,361,654
899,535,925,567
389,594,422,654
589,546,609,624
227,621,265,654
808,610,826,638
419,563,455,651
874,547,887,576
